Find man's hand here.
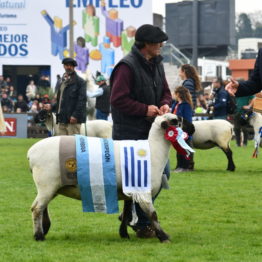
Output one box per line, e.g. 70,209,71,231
159,104,170,115
101,0,106,7
70,116,78,124
225,78,239,96
146,105,161,117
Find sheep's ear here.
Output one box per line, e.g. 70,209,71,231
161,121,169,130
182,118,195,136
177,116,183,126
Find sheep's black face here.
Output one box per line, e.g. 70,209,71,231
34,109,48,123
170,118,179,126
161,121,169,130
240,110,253,126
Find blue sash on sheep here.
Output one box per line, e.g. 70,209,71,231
75,135,118,214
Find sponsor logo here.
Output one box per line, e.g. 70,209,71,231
4,118,17,136
0,0,26,9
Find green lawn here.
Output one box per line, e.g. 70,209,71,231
0,138,262,262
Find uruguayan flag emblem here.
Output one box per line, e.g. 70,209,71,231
120,140,151,199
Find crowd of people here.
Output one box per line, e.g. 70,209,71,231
0,75,55,115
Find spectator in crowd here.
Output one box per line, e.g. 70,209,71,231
14,94,29,113
110,24,172,238
171,86,194,172
234,95,255,147
179,64,202,109
1,93,13,112
208,77,228,119
5,77,13,87
37,75,54,99
55,74,62,94
26,80,37,101
42,94,50,105
87,71,110,120
29,100,40,114
8,86,17,102
52,58,87,135
0,75,7,90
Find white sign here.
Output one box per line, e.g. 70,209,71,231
0,0,152,86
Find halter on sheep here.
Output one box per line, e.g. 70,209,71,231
28,113,194,243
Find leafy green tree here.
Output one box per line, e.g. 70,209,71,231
253,22,262,38
236,13,253,39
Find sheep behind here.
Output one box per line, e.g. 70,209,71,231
192,120,235,171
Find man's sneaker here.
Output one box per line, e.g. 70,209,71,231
172,168,183,173
136,225,156,238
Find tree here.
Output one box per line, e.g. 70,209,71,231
253,22,262,38
236,13,253,39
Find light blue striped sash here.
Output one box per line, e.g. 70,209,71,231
75,135,118,214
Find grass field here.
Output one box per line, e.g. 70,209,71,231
0,138,262,262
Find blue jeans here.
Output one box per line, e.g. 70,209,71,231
96,109,109,120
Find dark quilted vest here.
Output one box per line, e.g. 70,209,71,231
110,46,165,140
95,83,110,114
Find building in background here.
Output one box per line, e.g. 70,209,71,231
238,38,262,59
165,0,236,58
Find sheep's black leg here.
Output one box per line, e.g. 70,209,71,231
119,200,133,239
42,207,51,236
138,202,170,243
31,201,45,241
222,147,235,171
31,190,55,241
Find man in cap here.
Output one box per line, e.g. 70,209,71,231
86,71,110,120
110,24,172,238
54,58,87,135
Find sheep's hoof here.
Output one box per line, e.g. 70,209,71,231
161,239,171,243
34,233,45,241
120,234,130,239
119,230,130,239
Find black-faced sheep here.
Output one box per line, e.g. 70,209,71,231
192,119,235,171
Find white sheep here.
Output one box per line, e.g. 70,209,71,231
192,119,235,171
28,113,193,243
34,109,112,138
78,68,98,120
